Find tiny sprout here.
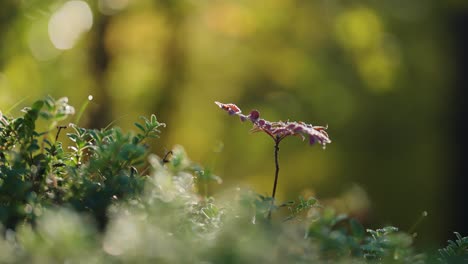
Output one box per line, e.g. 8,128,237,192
215,101,331,219
408,211,429,235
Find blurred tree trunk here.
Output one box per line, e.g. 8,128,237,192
450,9,468,238
0,1,19,68
86,15,114,230
87,15,113,129
151,1,188,148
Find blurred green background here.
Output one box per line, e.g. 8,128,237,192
1,0,467,247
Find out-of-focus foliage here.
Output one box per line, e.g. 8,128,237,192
0,97,466,263
0,0,464,246
438,232,468,264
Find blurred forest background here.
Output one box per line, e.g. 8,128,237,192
1,0,467,248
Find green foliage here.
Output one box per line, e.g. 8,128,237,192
282,196,318,222
0,96,165,228
438,232,468,263
362,227,424,263
0,97,465,263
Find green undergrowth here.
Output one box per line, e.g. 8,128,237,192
0,96,466,263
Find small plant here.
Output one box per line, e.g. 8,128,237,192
0,97,467,263
0,96,166,228
215,101,331,218
438,232,468,263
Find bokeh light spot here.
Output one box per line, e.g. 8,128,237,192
335,7,382,50
28,20,61,61
48,0,93,50
98,0,129,15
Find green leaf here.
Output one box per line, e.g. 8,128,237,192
279,200,295,207
67,133,79,142
382,226,399,234
31,100,44,111
27,143,40,153
350,218,365,240
134,122,145,132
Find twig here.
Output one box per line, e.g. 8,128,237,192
55,126,67,142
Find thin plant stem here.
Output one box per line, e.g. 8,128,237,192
5,96,30,114
272,140,280,199
408,211,428,236
268,139,280,219
74,97,91,126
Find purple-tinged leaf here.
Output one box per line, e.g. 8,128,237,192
309,135,316,145
215,101,331,148
249,110,260,121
